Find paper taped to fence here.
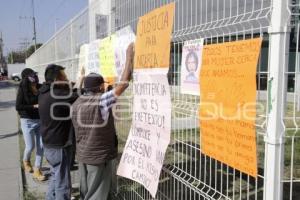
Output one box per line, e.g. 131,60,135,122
87,40,101,74
199,38,262,177
99,35,117,83
117,72,171,197
134,2,175,69
114,26,136,81
180,39,204,95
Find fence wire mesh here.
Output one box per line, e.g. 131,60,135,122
25,0,300,199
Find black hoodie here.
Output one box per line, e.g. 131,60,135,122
16,69,41,119
38,82,79,148
16,81,41,119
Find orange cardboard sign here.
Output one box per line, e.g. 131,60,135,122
199,38,262,177
134,2,175,69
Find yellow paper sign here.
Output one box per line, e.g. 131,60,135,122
134,2,175,69
99,35,117,83
199,38,262,177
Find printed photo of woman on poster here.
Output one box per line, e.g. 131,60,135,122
185,50,199,83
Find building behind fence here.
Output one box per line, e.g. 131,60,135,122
26,0,300,199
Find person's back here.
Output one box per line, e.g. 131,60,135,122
38,64,84,200
71,43,134,200
39,82,76,148
72,94,117,165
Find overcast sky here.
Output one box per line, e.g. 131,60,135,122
0,0,88,56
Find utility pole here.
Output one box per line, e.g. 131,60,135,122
19,38,30,58
19,0,37,52
0,32,3,61
0,32,3,70
31,0,37,51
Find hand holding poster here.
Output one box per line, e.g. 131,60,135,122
180,39,204,95
199,38,262,177
117,72,171,197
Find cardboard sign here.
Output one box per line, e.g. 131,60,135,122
134,2,175,69
180,39,204,95
99,35,117,83
87,40,101,74
115,26,136,81
199,38,262,177
117,72,171,197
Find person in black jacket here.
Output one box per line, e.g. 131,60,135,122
16,68,46,181
39,64,84,200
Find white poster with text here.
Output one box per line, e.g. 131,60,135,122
180,39,204,95
117,71,171,197
87,39,101,74
114,26,136,81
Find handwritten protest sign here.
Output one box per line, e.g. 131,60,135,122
117,72,171,197
99,35,117,83
115,26,136,81
199,38,262,177
134,2,175,69
87,40,101,74
77,44,89,79
180,39,204,95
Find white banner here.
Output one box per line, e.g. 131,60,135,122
114,26,136,81
87,39,101,74
180,39,204,95
117,71,171,197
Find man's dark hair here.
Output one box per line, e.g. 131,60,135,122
84,73,105,93
45,64,65,83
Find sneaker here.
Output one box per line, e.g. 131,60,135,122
33,168,46,181
23,161,33,173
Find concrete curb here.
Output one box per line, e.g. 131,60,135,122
17,132,24,200
15,85,24,200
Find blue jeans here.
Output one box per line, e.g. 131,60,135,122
20,118,43,168
44,147,72,200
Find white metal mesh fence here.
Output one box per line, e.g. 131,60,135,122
114,1,270,200
25,0,300,199
26,7,89,81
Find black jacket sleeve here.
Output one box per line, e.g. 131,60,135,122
67,89,80,104
16,86,34,111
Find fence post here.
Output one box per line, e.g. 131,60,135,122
264,0,291,200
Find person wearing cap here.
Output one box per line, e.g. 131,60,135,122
71,43,134,200
16,68,46,181
38,64,85,200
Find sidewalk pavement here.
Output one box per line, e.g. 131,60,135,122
0,81,22,200
24,163,80,199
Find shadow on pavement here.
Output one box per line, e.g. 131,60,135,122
0,81,18,89
0,132,19,140
0,100,16,110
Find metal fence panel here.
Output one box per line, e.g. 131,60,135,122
26,8,89,82
114,1,271,199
